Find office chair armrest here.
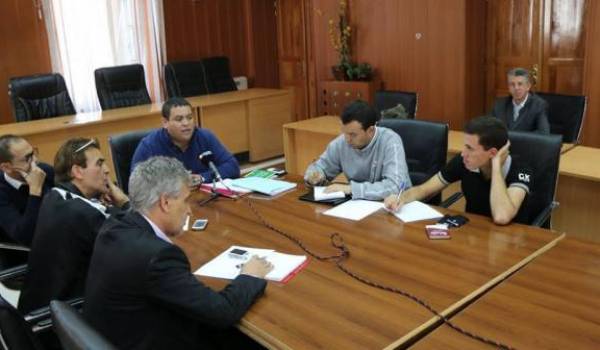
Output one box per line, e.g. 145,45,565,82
0,263,27,282
531,201,560,228
0,242,30,252
440,192,463,208
26,297,85,333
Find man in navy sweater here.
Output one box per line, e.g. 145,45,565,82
131,97,240,184
0,135,54,247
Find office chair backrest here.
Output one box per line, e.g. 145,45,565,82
378,119,448,205
0,294,44,350
536,92,586,143
109,129,152,194
508,131,562,227
375,90,418,119
50,301,116,350
164,61,209,98
8,73,76,122
202,56,237,93
94,64,151,110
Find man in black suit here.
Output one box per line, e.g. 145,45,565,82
84,156,272,350
491,67,550,134
0,135,53,246
19,137,130,313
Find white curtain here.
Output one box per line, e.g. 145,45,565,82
42,0,166,113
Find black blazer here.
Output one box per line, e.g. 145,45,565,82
491,93,550,134
83,211,267,350
0,162,54,246
19,182,128,313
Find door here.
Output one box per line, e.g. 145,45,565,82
276,0,310,120
485,0,587,109
0,0,52,124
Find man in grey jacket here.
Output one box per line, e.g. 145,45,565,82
305,100,411,200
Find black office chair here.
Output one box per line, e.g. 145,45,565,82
374,90,418,119
109,129,152,194
8,73,76,122
50,301,116,350
0,293,58,350
441,132,562,228
378,119,448,205
536,92,587,143
202,56,237,93
164,61,209,98
94,64,151,110
0,241,29,290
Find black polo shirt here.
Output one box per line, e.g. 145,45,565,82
438,155,532,224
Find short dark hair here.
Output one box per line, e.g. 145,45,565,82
54,137,101,183
161,97,192,119
507,67,531,84
0,134,24,163
340,100,378,130
464,116,508,150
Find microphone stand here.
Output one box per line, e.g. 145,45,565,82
198,177,220,206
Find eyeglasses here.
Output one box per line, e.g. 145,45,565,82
73,139,97,154
14,147,38,164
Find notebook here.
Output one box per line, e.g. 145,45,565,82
230,177,296,196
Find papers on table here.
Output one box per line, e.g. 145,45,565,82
230,177,296,196
199,179,252,197
390,201,444,222
313,186,346,201
194,246,308,283
323,200,384,221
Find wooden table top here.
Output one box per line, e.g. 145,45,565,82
448,130,575,155
559,145,600,181
283,115,340,134
187,88,290,108
173,179,562,349
411,237,600,350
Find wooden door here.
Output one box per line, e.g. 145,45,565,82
276,0,310,120
0,0,52,124
486,0,544,109
486,0,587,109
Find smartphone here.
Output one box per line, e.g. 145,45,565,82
191,219,208,231
228,248,249,260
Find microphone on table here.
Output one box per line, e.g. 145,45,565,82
198,151,223,182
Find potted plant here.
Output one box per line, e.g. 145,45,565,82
328,0,372,81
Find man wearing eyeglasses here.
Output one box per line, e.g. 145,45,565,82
0,135,54,246
19,137,130,313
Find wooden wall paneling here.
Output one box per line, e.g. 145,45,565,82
248,0,279,88
582,0,600,147
465,0,487,123
541,0,587,94
0,0,52,124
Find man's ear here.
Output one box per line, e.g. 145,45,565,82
0,162,11,173
366,125,375,136
488,147,499,157
161,117,169,129
158,193,170,213
71,164,85,181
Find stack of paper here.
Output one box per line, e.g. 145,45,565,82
313,186,346,201
390,201,444,222
323,200,384,221
194,246,308,283
199,179,252,197
230,177,296,196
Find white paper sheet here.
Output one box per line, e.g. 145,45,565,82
391,201,444,222
194,246,306,282
323,200,384,221
313,186,346,201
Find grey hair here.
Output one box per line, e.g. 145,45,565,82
128,156,190,213
507,67,531,84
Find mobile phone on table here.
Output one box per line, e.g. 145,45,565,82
228,248,249,260
191,219,208,231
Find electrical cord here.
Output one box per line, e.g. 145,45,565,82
244,198,515,350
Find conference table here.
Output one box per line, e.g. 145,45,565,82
0,88,292,178
174,179,563,349
282,116,600,242
411,237,600,349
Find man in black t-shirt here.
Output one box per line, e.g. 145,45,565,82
385,116,532,225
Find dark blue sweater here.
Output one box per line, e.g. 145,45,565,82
130,128,239,182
